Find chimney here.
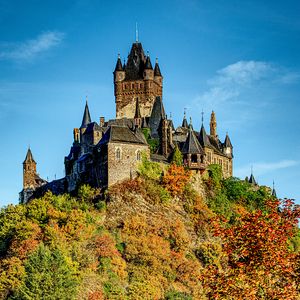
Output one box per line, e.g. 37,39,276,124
100,117,105,127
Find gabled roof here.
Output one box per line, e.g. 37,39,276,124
224,133,233,148
181,127,205,154
81,101,91,128
124,42,146,80
154,60,162,76
98,125,148,146
149,96,165,138
198,124,210,147
23,148,36,164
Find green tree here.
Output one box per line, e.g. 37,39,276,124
15,244,78,300
170,146,183,166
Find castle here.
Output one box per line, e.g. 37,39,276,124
19,40,233,203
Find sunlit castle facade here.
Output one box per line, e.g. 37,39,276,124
19,39,233,203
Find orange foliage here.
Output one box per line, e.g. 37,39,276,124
203,199,300,299
162,164,191,196
88,290,104,300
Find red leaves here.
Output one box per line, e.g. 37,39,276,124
203,199,300,299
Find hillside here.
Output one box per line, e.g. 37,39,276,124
0,159,299,300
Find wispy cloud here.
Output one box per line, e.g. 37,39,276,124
193,60,273,110
235,160,299,178
191,60,300,127
0,31,65,62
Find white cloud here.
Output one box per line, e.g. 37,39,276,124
0,31,65,62
193,60,273,110
235,160,299,178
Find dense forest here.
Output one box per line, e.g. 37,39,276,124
0,156,299,299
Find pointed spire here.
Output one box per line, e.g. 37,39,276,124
23,147,36,164
134,98,141,119
114,54,123,72
144,53,153,69
210,110,217,137
81,100,91,128
224,133,233,148
189,117,193,129
154,58,162,76
135,22,139,42
182,109,188,128
248,167,257,185
198,124,210,147
272,180,277,198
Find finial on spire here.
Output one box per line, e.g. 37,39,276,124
147,50,149,57
170,112,172,119
156,57,158,64
184,107,187,117
118,53,120,59
190,116,192,125
201,109,204,124
273,180,275,190
251,165,253,175
135,22,139,42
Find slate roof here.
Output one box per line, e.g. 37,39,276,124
198,124,210,147
144,55,153,69
81,102,92,128
224,134,233,148
124,42,146,80
182,114,188,128
154,61,162,76
98,125,148,146
248,174,257,185
114,56,123,72
181,127,205,154
84,122,103,134
148,96,165,138
23,148,36,164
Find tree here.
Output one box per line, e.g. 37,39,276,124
170,145,183,166
203,199,300,299
162,164,191,197
16,244,78,300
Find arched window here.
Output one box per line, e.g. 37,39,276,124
116,147,121,161
136,150,141,161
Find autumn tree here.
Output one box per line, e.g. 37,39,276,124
203,199,300,299
162,164,191,197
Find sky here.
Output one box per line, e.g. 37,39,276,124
0,0,300,206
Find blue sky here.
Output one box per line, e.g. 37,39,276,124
0,0,300,206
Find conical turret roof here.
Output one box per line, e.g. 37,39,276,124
182,127,204,154
114,55,123,72
81,101,91,128
182,112,188,128
154,59,162,76
224,133,233,148
198,124,210,147
144,55,153,69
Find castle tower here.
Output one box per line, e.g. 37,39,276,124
23,148,37,189
210,110,217,138
114,42,163,119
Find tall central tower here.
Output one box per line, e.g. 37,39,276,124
113,42,163,119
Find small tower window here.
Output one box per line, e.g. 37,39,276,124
136,150,141,161
116,147,121,161
191,154,197,163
